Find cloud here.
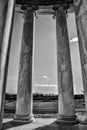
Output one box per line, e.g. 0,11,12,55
70,37,78,43
43,75,48,79
43,75,51,80
35,83,57,87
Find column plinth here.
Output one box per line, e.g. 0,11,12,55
55,6,78,125
14,114,34,123
14,8,35,123
74,0,87,126
57,115,78,125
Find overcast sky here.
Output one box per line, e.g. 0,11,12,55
6,9,83,95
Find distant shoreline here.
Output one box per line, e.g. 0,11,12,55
5,93,84,101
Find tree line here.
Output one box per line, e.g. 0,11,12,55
5,93,84,101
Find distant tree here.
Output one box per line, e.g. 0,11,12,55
5,93,17,101
33,93,58,101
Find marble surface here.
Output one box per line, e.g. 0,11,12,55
74,0,87,115
15,9,34,121
56,7,75,117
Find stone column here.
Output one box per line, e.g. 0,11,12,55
14,7,34,123
74,0,87,124
0,0,15,129
55,6,78,125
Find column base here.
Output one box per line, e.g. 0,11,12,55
56,115,79,125
79,116,87,125
71,116,87,130
71,123,87,130
14,114,35,124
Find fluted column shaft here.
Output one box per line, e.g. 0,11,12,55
14,8,34,123
74,0,87,124
55,6,77,125
0,0,15,129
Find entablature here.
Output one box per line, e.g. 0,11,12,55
16,0,73,6
15,0,74,15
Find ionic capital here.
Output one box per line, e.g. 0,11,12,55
52,5,69,19
53,4,69,13
21,5,38,12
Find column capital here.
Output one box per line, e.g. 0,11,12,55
53,4,69,12
21,5,38,18
52,5,69,19
53,4,69,19
21,5,38,12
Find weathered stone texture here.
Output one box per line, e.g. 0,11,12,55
56,7,75,117
74,0,87,115
0,0,15,129
0,0,7,63
15,8,34,122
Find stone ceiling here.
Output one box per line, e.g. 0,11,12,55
15,0,74,14
16,0,73,6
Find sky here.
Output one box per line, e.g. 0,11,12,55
6,8,83,95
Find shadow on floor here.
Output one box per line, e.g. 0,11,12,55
2,120,30,130
33,121,74,130
2,120,78,130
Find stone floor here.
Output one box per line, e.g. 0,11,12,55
2,118,79,130
2,113,87,130
2,118,81,130
2,118,57,130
